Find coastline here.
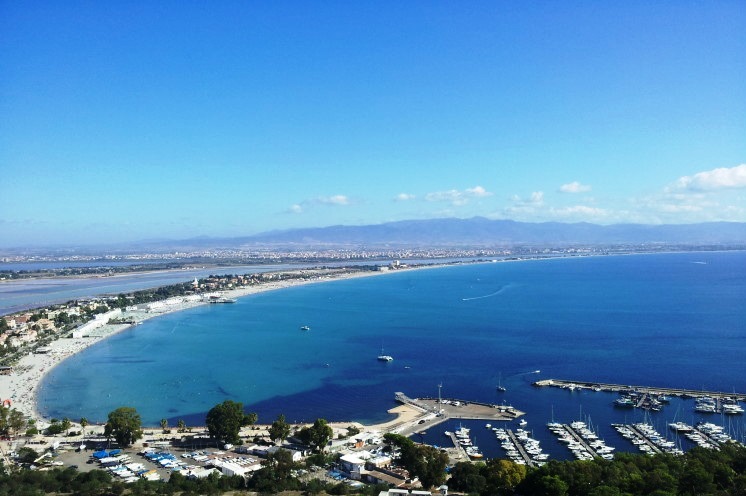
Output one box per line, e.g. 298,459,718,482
1,263,454,427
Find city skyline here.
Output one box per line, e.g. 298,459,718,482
1,1,745,247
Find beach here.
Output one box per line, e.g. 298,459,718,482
0,264,440,428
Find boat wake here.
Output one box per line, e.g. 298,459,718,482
508,369,542,378
462,284,512,301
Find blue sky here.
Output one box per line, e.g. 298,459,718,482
1,1,745,247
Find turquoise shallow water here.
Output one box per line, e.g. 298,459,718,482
38,252,746,457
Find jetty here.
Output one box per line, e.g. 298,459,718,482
562,424,600,458
506,429,536,467
446,431,470,460
396,392,524,421
628,425,664,454
534,379,746,401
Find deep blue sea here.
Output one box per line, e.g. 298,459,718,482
38,252,746,459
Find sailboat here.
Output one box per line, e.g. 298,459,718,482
496,372,507,392
377,345,393,362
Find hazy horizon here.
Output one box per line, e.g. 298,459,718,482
2,2,745,248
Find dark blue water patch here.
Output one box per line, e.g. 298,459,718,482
37,252,746,457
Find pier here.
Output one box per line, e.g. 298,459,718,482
446,431,470,461
627,425,663,454
506,429,536,467
562,424,600,458
534,379,746,401
692,426,721,448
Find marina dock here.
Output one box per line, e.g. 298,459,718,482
506,429,536,467
446,431,470,461
534,379,746,401
627,425,663,454
562,424,600,458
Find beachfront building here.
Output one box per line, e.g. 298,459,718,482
71,308,122,338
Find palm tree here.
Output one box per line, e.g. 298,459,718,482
80,417,88,439
177,419,186,433
160,418,169,433
61,417,72,436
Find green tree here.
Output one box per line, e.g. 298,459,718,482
177,419,186,433
104,407,143,447
16,446,38,465
250,448,301,493
535,475,569,496
268,414,291,445
383,433,447,489
54,312,71,327
47,423,65,435
414,444,449,489
483,458,528,494
160,418,169,432
0,318,9,332
298,418,333,453
61,417,72,436
448,461,486,493
205,400,257,444
4,408,26,438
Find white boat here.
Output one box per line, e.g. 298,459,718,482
496,371,506,392
519,419,527,426
722,404,744,414
377,346,393,361
668,422,693,432
300,325,310,331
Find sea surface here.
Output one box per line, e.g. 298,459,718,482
38,252,746,459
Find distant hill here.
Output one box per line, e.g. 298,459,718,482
159,218,746,249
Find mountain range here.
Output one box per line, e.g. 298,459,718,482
164,218,746,250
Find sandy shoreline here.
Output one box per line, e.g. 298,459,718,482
0,264,453,429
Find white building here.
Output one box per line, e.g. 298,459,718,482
339,453,366,480
267,446,303,462
71,308,122,338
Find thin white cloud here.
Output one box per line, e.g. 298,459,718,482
286,194,351,214
395,193,416,201
317,195,350,205
503,191,545,216
510,191,544,206
466,186,492,198
671,164,746,191
559,181,592,193
425,186,493,206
